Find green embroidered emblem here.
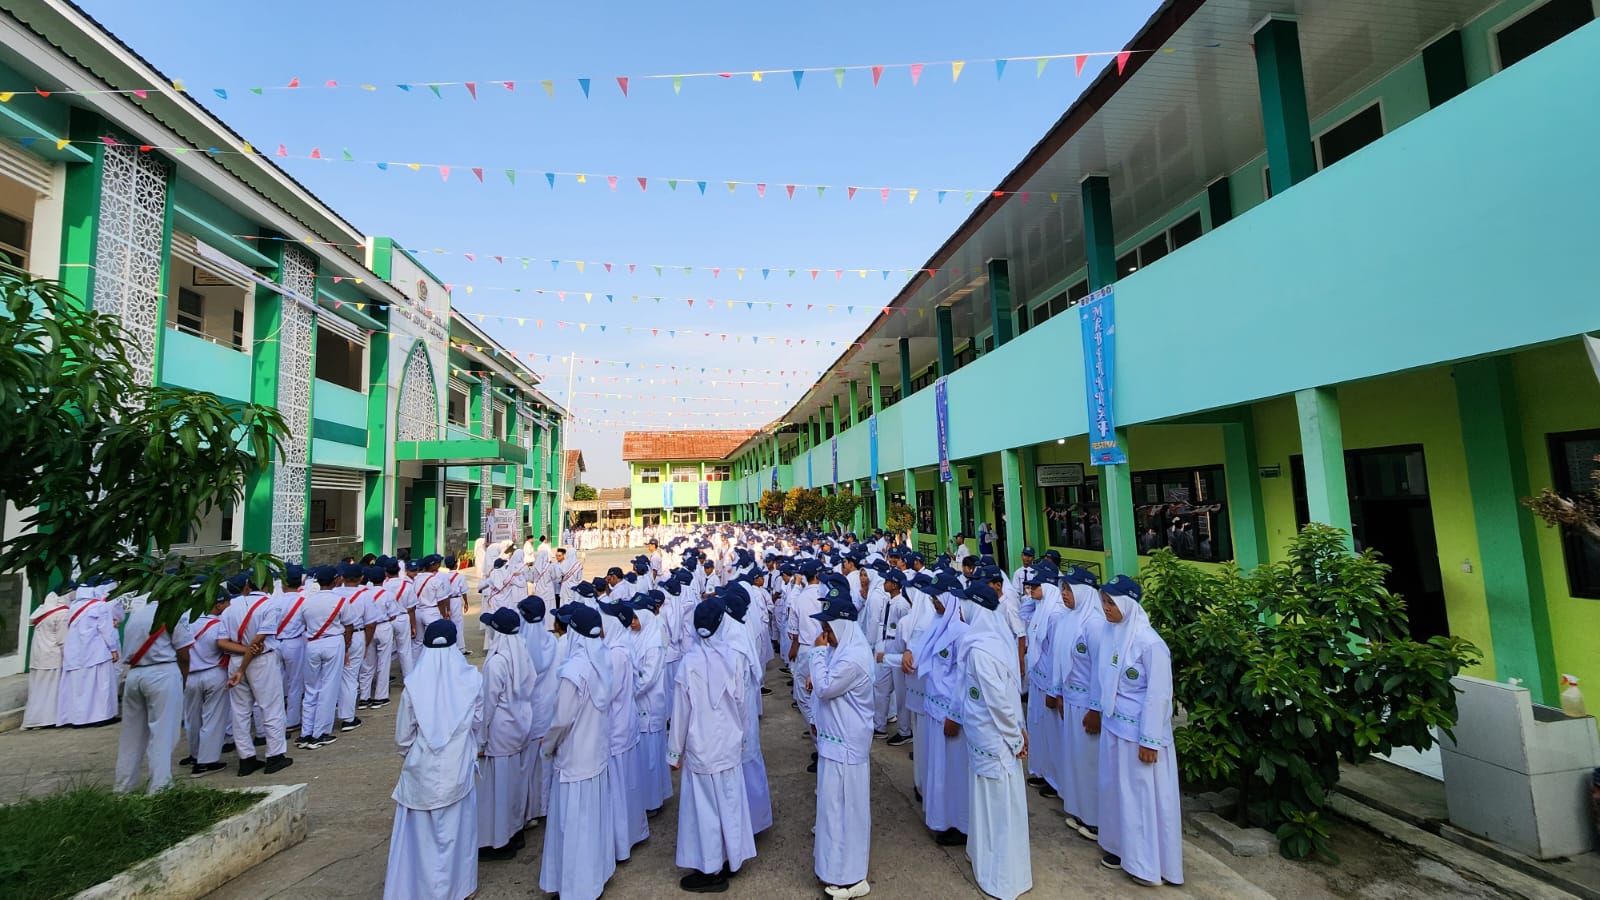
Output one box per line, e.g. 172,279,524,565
968,686,980,701
1076,642,1087,654
1125,667,1139,681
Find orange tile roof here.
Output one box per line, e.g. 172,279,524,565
621,429,758,462
564,449,586,482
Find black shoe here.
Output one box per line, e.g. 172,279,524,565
318,733,338,746
720,863,740,879
915,787,923,803
886,733,912,747
369,698,391,708
356,700,371,710
1027,776,1047,787
340,717,363,732
190,762,227,778
221,742,237,754
934,828,967,846
264,754,294,774
811,751,818,762
1101,853,1122,870
873,730,888,740
648,807,663,819
237,757,264,777
679,871,728,893
511,831,526,850
252,736,266,747
179,755,197,767
760,686,773,696
478,843,518,860
1039,785,1060,799
806,761,818,774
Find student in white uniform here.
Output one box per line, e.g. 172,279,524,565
443,555,469,654
336,565,383,732
1047,566,1105,839
273,565,310,737
57,580,120,727
959,582,1032,900
391,559,419,678
181,587,231,777
717,588,773,834
360,562,404,709
808,578,874,900
1023,563,1066,800
22,585,71,729
476,607,536,859
670,597,757,893
383,621,483,900
626,592,672,817
220,573,293,775
114,599,194,793
297,566,357,749
909,577,971,846
518,595,561,823
539,603,618,900
1094,576,1183,887
598,600,649,860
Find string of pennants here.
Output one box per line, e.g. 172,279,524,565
50,132,1085,204
0,47,1167,102
449,368,804,389
551,355,823,377
324,288,917,317
569,391,786,405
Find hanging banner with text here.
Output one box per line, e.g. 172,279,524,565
664,481,674,510
698,481,709,509
1079,286,1127,465
831,437,839,484
771,465,778,490
868,415,880,491
935,377,952,482
807,450,814,488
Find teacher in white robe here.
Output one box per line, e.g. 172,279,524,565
539,603,617,900
960,582,1032,900
22,586,71,729
808,575,874,900
383,621,483,900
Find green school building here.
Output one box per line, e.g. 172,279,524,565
715,0,1600,709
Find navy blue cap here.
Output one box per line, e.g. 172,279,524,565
882,568,906,587
405,558,422,572
811,589,860,622
554,603,603,638
225,572,251,594
931,572,965,597
517,596,546,623
423,620,457,647
442,555,457,568
964,583,1001,609
1064,566,1099,588
364,566,386,585
797,560,822,577
1023,564,1060,587
480,607,522,635
1042,549,1062,563
338,562,364,582
694,598,725,637
1021,547,1037,558
311,565,340,586
599,601,636,628
1102,574,1141,601
979,566,1007,584
573,581,597,598
660,578,682,596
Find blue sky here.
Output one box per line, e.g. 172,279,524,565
79,0,1160,485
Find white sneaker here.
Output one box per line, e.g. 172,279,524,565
824,880,870,899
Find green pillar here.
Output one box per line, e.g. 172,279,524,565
905,467,921,546
1455,358,1557,703
57,108,104,311
1020,447,1046,551
467,382,488,541
987,259,1014,348
898,337,913,398
936,306,956,378
1221,412,1269,571
831,396,842,445
1001,449,1026,571
1082,173,1137,575
1254,15,1317,195
871,364,887,528
242,236,288,553
410,466,441,556
944,468,963,547
1296,387,1354,546
549,422,562,537
848,380,860,427
363,317,392,554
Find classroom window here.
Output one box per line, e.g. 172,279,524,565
314,328,365,392
953,344,976,370
447,386,469,427
982,334,995,354
1496,0,1595,71
1316,104,1385,169
672,465,698,483
1131,465,1231,563
638,466,661,484
446,497,465,530
706,465,732,482
637,508,662,526
1044,478,1103,551
1169,212,1203,250
915,490,936,535
175,288,205,336
705,506,733,523
910,368,935,392
0,209,29,270
1548,429,1600,598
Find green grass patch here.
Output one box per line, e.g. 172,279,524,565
0,783,262,900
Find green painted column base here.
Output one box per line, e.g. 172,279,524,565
1001,449,1026,572
1099,431,1139,578
1296,387,1354,548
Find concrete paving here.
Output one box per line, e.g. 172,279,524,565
0,546,1274,899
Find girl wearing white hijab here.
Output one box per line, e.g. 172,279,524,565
809,576,875,900
959,583,1032,900
1094,576,1183,887
1047,567,1107,839
1023,565,1066,798
896,572,946,795
383,621,483,900
599,601,650,860
475,608,535,859
627,593,673,815
909,578,971,846
719,587,774,834
539,603,617,900
517,596,561,823
669,597,757,893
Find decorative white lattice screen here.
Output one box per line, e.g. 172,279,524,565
270,246,317,561
92,143,168,385
397,343,440,442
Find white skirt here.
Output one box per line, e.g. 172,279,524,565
814,758,871,886
57,661,118,726
676,765,757,875
1025,690,1057,787
638,729,672,811
476,753,527,850
608,747,648,859
923,725,971,833
1060,702,1100,825
968,766,1032,900
743,754,774,833
540,770,616,900
384,789,477,900
22,666,61,728
1097,732,1184,885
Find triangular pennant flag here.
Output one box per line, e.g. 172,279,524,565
1037,57,1049,77
427,83,442,98
965,189,974,203
834,68,846,88
761,268,770,280
697,181,707,194
310,147,322,159
1075,54,1088,76
616,77,629,97
952,60,965,83
810,269,819,280
252,86,266,94
505,169,516,184
502,81,515,91
1050,192,1059,203
751,71,764,82
1116,51,1132,75
847,186,857,200
667,179,677,191
653,265,663,276
817,186,826,199
756,183,766,198
793,70,804,89
607,175,618,191
637,177,648,191
213,88,228,100
996,59,1008,80
908,188,919,203
341,148,353,161
287,77,301,89
578,78,591,98
376,161,388,170
785,184,795,199
1020,191,1031,204
276,144,288,157
604,262,613,272
788,269,796,278
465,81,477,99
712,267,720,278
576,173,587,183
871,65,884,87
545,172,555,188
937,190,947,204
672,76,683,94
541,80,554,97
471,167,484,182
910,63,924,85
737,268,745,279
835,270,844,280
879,187,890,202
726,181,736,194
551,259,561,270
576,261,586,274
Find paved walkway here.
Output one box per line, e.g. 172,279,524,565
1,547,1270,899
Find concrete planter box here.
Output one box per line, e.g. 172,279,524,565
1439,675,1600,860
73,783,307,899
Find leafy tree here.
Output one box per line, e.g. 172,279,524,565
1523,453,1600,542
0,274,290,628
758,489,786,523
886,500,916,536
1139,524,1481,861
823,487,860,532
782,487,827,528
571,483,598,501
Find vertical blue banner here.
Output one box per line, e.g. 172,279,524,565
1079,286,1128,465
698,481,709,509
935,377,952,483
664,480,674,510
831,437,839,484
868,415,880,491
807,449,814,488
771,465,778,491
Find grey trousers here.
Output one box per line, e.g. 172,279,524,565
115,664,183,793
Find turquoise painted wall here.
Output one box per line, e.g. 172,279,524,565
160,327,251,402
313,379,367,427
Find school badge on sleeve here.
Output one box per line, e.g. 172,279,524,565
1125,667,1139,681
968,685,980,701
